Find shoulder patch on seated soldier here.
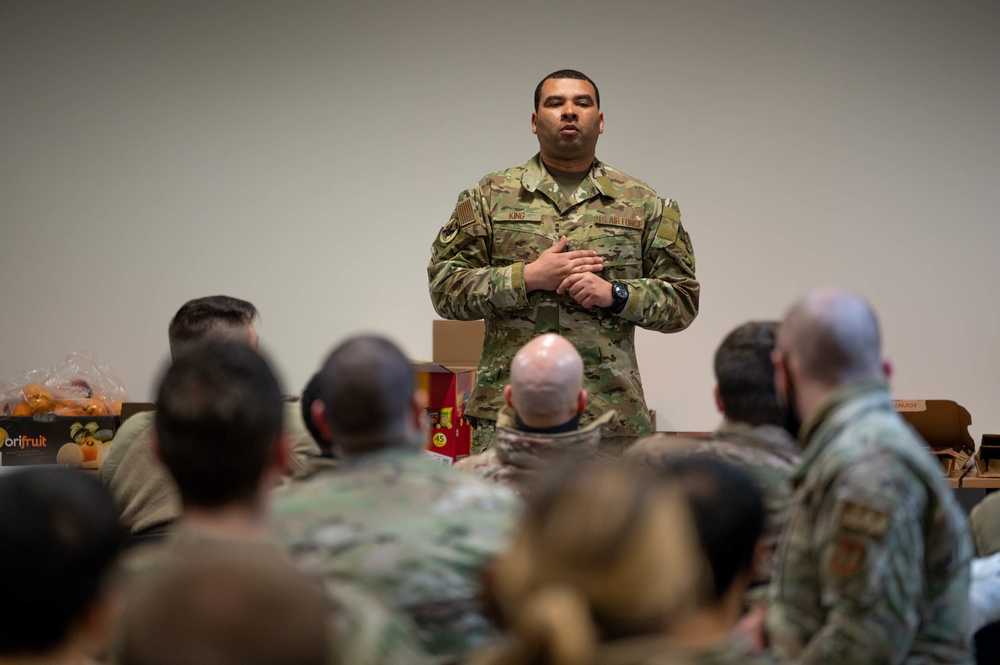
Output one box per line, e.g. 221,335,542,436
836,500,891,539
831,537,867,577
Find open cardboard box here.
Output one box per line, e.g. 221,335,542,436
975,434,1000,478
894,399,974,475
411,321,484,466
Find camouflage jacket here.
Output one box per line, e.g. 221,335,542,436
272,445,521,664
454,407,615,495
427,154,699,438
112,526,432,665
626,420,801,584
767,380,974,664
969,491,1000,557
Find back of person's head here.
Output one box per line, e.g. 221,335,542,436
508,333,585,428
315,335,416,452
656,456,764,605
488,461,702,664
301,371,332,454
168,295,259,360
155,339,284,509
713,321,782,426
120,548,332,665
779,288,883,386
0,468,124,657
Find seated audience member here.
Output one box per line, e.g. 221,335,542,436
970,492,1000,558
115,339,430,665
119,548,330,665
766,288,973,664
627,320,800,585
273,335,521,664
467,461,704,665
655,455,775,663
99,295,322,543
455,333,614,495
0,468,125,664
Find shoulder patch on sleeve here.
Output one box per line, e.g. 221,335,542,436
836,500,891,539
831,537,867,577
456,197,477,226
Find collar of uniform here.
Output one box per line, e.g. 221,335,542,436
715,419,802,460
792,378,891,482
521,153,617,201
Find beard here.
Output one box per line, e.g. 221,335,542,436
777,373,803,442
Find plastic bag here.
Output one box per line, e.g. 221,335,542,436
0,351,128,417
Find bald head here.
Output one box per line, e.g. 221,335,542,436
507,334,585,428
778,288,883,385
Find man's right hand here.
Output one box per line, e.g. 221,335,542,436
523,236,603,293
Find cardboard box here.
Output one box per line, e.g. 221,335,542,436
411,320,484,465
0,414,118,469
975,434,1000,478
894,399,974,475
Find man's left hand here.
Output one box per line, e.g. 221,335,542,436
557,273,613,309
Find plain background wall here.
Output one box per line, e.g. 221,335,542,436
2,1,998,441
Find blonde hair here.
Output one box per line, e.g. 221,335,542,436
484,461,704,665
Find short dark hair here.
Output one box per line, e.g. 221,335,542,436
168,295,259,360
0,468,124,655
300,371,332,454
155,340,284,509
316,336,414,443
656,456,764,603
534,69,600,111
713,321,782,426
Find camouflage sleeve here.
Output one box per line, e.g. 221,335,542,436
427,188,530,320
616,198,699,333
794,462,928,664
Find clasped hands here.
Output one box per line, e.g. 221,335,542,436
523,236,612,309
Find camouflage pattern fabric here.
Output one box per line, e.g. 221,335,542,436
767,380,974,664
969,492,1000,557
272,446,521,664
626,420,801,584
99,401,325,536
467,633,776,665
454,407,615,496
112,526,432,665
428,154,699,439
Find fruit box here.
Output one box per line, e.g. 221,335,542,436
894,399,974,475
0,414,118,469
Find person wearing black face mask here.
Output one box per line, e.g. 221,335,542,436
764,287,974,665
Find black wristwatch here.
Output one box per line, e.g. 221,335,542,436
608,281,629,314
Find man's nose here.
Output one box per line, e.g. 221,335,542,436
561,106,579,120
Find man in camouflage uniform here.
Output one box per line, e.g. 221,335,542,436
454,332,615,495
273,336,520,665
626,321,801,585
427,69,699,453
766,288,973,664
115,340,430,665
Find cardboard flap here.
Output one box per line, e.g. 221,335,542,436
976,435,1000,478
432,320,484,366
895,399,975,455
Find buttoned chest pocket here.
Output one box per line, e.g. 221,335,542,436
577,224,643,280
491,212,547,265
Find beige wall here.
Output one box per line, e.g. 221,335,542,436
2,1,998,440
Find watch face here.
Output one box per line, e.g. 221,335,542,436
613,283,628,300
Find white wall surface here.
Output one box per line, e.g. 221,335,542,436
2,1,998,440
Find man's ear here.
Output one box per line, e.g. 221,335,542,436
531,112,538,135
577,389,588,415
772,349,788,396
504,385,515,409
310,400,332,442
713,384,725,414
411,389,429,433
273,434,292,477
882,359,893,381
